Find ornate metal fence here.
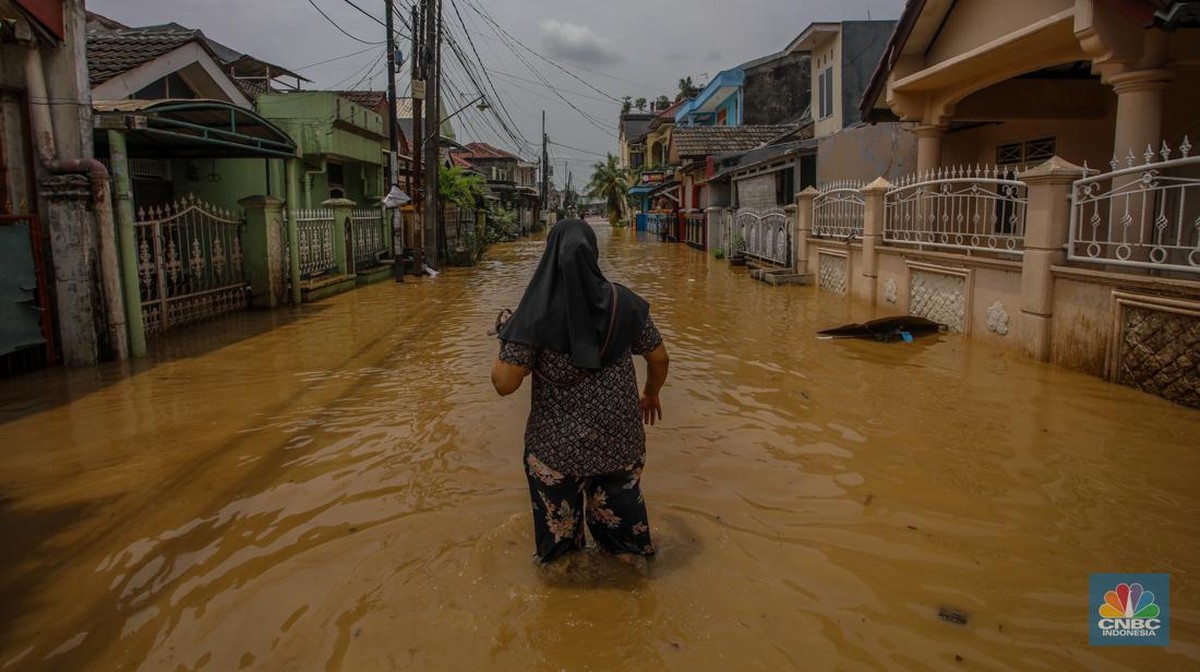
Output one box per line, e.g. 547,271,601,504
734,207,791,266
813,180,865,239
646,212,670,238
134,195,248,335
351,208,387,269
1069,138,1199,274
684,210,706,249
884,166,1028,255
295,208,338,278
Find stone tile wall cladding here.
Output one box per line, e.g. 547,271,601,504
818,253,848,295
1118,305,1200,409
908,269,967,333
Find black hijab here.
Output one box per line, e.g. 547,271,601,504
499,219,650,370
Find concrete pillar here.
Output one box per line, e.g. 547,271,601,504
285,159,302,305
704,207,723,253
915,125,945,177
1019,157,1085,362
795,187,819,275
322,197,355,274
239,195,287,307
860,177,892,306
107,129,146,358
1109,68,1173,165
39,173,103,365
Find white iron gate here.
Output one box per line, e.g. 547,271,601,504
135,195,248,335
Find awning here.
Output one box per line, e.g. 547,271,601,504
93,99,298,159
629,184,657,195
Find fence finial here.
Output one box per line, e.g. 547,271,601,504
1182,136,1192,158
1110,154,1120,171
1126,149,1137,168
1160,141,1171,162
1144,144,1155,165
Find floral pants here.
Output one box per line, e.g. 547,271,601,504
525,451,655,563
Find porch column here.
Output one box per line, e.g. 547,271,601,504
859,178,892,306
239,195,287,307
285,159,302,305
915,125,945,177
322,198,355,275
1019,157,1085,362
1109,69,1173,162
795,187,818,276
107,130,146,358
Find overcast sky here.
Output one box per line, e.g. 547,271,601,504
88,0,904,187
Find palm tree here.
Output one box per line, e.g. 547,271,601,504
587,154,632,227
676,76,699,102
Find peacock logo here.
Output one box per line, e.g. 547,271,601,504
1090,573,1169,646
1099,583,1160,620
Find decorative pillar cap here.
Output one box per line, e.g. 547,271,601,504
796,186,820,200
861,176,894,194
238,194,286,208
1108,68,1174,94
320,197,357,208
1022,156,1086,185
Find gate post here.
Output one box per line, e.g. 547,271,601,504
239,195,287,308
285,159,302,305
795,187,818,276
1019,157,1084,362
321,197,355,275
860,177,892,306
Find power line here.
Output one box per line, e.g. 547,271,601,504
293,45,379,71
461,0,620,103
446,0,531,150
305,0,386,45
548,140,608,158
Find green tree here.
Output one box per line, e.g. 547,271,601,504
439,165,487,262
587,154,632,227
634,97,647,111
655,95,671,111
621,96,632,115
676,76,699,102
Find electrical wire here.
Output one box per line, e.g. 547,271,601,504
305,0,386,45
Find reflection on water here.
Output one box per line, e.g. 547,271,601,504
1,221,1198,670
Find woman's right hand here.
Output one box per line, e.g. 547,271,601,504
639,393,662,426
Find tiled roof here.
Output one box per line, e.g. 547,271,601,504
337,90,387,109
87,30,203,86
461,142,519,161
86,13,304,95
449,153,477,170
672,125,800,158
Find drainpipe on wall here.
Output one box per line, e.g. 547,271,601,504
304,160,327,209
24,41,129,361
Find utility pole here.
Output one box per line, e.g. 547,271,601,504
410,2,424,272
540,110,548,224
385,0,403,282
422,0,441,269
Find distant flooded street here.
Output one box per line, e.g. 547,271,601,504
1,219,1197,671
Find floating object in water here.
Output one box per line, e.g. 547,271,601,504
817,316,944,342
938,607,969,625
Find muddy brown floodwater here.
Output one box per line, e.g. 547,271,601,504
1,219,1198,671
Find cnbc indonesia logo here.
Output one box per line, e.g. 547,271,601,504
1090,575,1169,646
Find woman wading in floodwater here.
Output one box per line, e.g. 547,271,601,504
491,219,670,564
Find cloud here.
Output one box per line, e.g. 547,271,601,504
537,19,622,67
706,49,723,61
665,51,689,62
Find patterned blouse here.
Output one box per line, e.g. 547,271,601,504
499,317,663,476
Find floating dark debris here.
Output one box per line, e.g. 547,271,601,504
938,607,969,625
817,316,945,343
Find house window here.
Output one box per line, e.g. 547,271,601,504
775,168,794,206
996,137,1056,165
817,67,835,119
